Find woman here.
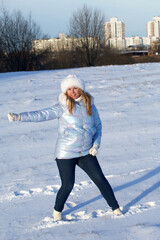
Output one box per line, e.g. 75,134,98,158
8,74,122,221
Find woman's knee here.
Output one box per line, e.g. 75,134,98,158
61,181,74,193
95,175,106,185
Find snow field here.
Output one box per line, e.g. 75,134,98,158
0,63,160,240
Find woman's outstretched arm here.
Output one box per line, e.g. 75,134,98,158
8,103,64,122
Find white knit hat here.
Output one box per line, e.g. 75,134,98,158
61,74,85,93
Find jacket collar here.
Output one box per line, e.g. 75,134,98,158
58,93,94,106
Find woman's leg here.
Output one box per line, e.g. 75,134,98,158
78,154,119,210
54,158,76,212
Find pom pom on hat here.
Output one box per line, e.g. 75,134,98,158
61,74,85,93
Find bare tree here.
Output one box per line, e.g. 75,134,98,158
0,8,42,72
69,5,105,66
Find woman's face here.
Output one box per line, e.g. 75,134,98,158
67,87,81,99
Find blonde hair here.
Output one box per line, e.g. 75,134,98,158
65,89,92,116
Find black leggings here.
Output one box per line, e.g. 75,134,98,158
54,154,119,212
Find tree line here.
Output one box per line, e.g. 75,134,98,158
0,5,159,73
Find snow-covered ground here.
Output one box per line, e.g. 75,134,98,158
0,63,160,240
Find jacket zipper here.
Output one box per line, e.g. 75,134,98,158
79,103,85,155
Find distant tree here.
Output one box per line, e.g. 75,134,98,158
69,5,105,66
152,40,160,53
95,46,134,66
0,8,43,72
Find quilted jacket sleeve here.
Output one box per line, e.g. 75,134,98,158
20,103,64,122
92,105,102,147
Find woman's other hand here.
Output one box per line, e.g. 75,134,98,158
89,144,98,156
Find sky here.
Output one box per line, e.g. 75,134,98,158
2,0,160,38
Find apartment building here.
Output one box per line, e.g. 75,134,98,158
142,36,160,46
32,33,99,52
125,36,143,48
33,16,160,52
108,38,126,50
105,17,125,40
105,16,160,50
147,16,160,37
105,17,125,50
32,33,76,52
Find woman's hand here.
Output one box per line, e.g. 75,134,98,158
8,113,21,122
89,144,98,156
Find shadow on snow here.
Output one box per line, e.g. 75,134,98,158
63,166,160,215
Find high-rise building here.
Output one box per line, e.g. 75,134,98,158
104,17,125,50
147,16,160,37
105,17,125,41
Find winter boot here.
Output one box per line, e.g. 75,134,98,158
113,208,123,216
52,209,62,221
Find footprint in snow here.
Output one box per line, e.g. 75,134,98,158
32,201,160,230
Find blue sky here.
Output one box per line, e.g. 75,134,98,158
4,0,160,38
